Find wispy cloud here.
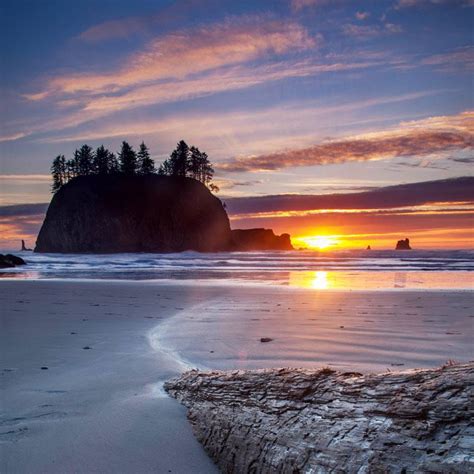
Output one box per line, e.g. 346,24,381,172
396,0,474,8
26,18,316,99
342,22,402,38
219,111,474,172
422,46,474,72
0,132,29,143
291,0,329,11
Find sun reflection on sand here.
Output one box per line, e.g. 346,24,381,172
288,270,473,290
310,271,328,289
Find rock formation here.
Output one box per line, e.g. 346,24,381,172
231,228,293,251
396,238,412,250
35,175,294,253
35,175,232,253
21,240,32,251
0,254,26,268
165,363,474,473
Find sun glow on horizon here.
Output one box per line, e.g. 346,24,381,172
295,235,340,250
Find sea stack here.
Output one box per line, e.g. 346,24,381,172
35,175,294,253
396,238,412,250
35,175,232,253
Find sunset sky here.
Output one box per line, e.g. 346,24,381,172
0,0,473,249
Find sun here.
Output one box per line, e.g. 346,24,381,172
298,235,339,250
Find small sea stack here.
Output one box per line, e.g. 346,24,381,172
396,238,412,250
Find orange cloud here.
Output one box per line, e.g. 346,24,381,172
219,111,474,171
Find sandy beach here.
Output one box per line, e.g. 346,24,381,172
1,279,472,473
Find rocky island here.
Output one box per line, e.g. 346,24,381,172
165,363,474,473
35,174,293,253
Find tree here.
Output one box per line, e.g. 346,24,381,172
77,144,94,176
93,145,111,175
51,155,66,193
108,152,119,174
119,141,137,175
137,142,155,175
170,140,190,176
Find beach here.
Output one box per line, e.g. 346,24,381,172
1,277,473,472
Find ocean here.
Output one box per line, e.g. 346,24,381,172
2,249,473,289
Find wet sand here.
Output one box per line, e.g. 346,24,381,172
1,280,472,473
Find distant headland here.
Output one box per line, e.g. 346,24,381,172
36,140,293,253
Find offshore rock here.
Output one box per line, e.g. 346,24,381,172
231,228,293,251
396,238,412,250
35,175,232,253
165,363,474,473
0,254,26,268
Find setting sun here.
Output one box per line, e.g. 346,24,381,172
296,235,339,250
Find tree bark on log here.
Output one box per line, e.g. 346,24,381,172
165,363,474,473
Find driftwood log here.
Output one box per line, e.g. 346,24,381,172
165,363,474,473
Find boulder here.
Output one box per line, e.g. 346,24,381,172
231,228,293,251
0,254,26,268
396,238,412,250
35,175,232,253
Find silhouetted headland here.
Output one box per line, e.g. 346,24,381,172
35,175,293,253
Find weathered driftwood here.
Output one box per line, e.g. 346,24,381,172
165,363,474,473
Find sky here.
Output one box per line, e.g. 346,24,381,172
0,0,473,249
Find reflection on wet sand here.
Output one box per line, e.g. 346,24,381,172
288,270,473,290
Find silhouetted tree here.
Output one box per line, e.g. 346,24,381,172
94,145,111,175
108,152,119,174
51,155,66,193
77,144,94,176
119,141,137,175
137,142,155,175
170,140,190,176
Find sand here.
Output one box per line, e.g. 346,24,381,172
1,279,472,473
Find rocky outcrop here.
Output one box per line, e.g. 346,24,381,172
35,175,233,253
231,228,293,251
396,238,412,250
165,363,474,473
0,254,26,268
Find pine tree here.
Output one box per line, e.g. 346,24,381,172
118,141,137,175
189,146,201,181
168,140,189,176
137,142,155,175
51,155,66,193
108,152,119,174
77,144,94,175
93,145,111,175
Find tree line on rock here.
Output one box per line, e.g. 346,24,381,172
51,140,217,193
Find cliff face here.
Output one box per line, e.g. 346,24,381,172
231,228,293,251
35,175,232,253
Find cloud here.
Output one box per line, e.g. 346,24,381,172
28,18,316,99
291,0,328,11
422,46,474,72
355,11,370,20
218,111,474,172
396,0,474,8
0,203,49,217
0,132,29,143
224,177,474,215
342,22,402,38
41,90,437,146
